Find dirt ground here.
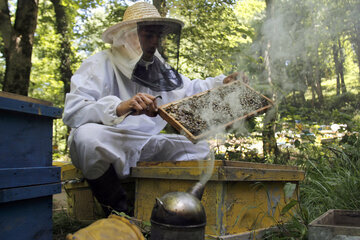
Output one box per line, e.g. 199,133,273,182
53,187,68,211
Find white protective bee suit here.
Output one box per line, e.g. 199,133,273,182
62,50,226,180
62,3,227,180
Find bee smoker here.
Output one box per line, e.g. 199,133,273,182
150,182,206,240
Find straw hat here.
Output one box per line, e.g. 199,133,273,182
102,2,184,44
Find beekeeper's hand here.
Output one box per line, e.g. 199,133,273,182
223,72,249,84
116,93,159,117
223,72,238,84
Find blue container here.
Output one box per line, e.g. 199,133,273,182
0,92,62,240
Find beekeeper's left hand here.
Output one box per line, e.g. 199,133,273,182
223,72,249,84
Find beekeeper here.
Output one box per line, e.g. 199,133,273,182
62,2,238,215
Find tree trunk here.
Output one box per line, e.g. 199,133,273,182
315,73,323,105
292,90,296,106
350,20,360,83
50,0,73,98
297,89,306,105
262,110,280,160
332,42,341,95
0,0,39,96
314,47,323,105
310,81,316,107
304,70,316,107
51,0,74,154
153,0,167,17
357,51,360,82
262,0,279,160
338,39,346,94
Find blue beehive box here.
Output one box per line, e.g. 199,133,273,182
0,91,62,240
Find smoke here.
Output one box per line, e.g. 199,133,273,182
181,0,360,186
250,0,359,95
192,80,269,185
199,147,216,185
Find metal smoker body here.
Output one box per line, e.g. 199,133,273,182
150,182,206,240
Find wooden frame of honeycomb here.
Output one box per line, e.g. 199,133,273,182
159,80,274,143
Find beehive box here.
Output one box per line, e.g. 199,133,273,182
131,160,304,238
55,162,105,221
308,209,360,240
55,162,136,221
64,180,105,221
159,81,273,143
0,91,62,240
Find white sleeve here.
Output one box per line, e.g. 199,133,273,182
182,74,226,97
62,54,122,128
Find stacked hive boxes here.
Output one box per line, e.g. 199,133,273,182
0,92,62,240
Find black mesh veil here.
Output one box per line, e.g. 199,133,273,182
131,21,183,92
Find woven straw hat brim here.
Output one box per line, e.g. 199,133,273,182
102,17,184,44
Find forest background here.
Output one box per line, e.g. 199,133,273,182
1,0,360,238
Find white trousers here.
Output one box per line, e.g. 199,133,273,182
69,123,210,179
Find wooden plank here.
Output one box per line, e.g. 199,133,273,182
136,160,300,170
137,160,224,167
0,113,54,167
0,94,62,118
206,227,277,240
310,209,360,227
131,166,213,180
158,107,196,141
60,163,85,181
0,196,53,240
0,183,61,203
0,91,53,106
308,209,360,239
223,161,299,170
131,166,305,181
0,166,61,189
222,167,305,181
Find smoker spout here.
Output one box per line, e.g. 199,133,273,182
187,181,205,200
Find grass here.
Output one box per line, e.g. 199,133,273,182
53,210,93,240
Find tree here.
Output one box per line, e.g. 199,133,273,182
153,0,167,17
167,0,249,79
343,0,360,82
0,0,39,95
261,0,280,160
50,0,74,98
332,39,347,95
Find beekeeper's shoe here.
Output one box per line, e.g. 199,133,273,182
86,165,130,216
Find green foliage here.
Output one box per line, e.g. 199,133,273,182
30,0,64,105
166,0,253,79
263,133,360,239
74,1,127,56
301,142,360,218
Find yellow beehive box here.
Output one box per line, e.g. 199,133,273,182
131,160,304,238
53,161,105,221
64,180,105,221
54,161,136,221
